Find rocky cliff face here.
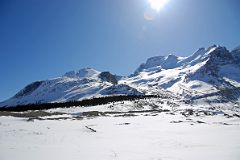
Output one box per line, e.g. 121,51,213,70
98,72,118,85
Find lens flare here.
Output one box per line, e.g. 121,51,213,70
148,0,169,11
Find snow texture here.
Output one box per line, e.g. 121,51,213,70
0,101,240,160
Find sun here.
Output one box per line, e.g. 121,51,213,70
148,0,169,11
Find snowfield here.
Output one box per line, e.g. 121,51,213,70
1,99,240,160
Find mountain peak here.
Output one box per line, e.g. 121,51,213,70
134,45,233,75
64,68,100,78
205,45,218,53
134,54,181,74
207,46,230,58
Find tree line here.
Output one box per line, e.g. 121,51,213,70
0,95,160,112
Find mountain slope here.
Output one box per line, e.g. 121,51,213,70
0,68,144,107
124,45,240,105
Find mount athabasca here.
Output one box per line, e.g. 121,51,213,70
0,45,240,108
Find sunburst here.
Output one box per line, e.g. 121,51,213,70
148,0,169,11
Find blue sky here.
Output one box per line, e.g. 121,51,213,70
0,0,240,101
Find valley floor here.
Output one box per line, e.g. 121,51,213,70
0,109,240,160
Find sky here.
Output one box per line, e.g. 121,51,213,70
0,0,240,101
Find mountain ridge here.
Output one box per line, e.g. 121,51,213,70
1,44,240,107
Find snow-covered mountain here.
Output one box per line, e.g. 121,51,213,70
0,68,145,107
124,45,240,105
1,45,240,107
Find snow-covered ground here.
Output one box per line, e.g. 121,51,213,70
1,99,240,160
